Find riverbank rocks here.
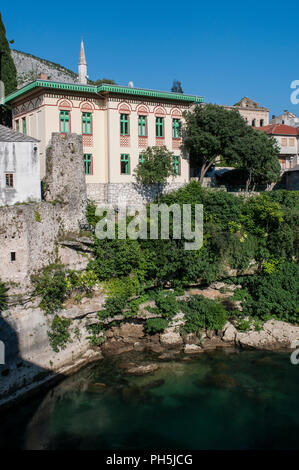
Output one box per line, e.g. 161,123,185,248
236,320,299,350
184,344,203,354
106,323,145,342
160,327,184,348
222,323,237,342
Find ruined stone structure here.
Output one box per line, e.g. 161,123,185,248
224,96,269,127
0,133,87,285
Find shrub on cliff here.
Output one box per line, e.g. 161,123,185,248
0,280,8,312
242,262,299,323
32,264,68,315
180,295,228,334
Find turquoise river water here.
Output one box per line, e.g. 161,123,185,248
1,348,299,450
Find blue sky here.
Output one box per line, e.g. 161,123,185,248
2,1,299,116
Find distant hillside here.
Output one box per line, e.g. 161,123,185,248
11,49,78,87
11,49,116,89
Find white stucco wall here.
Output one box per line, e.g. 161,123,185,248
0,141,41,206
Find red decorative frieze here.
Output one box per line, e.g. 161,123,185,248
83,135,93,147
120,135,130,147
156,138,165,147
172,138,182,150
138,136,148,148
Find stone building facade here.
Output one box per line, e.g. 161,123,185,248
4,41,204,205
224,96,269,127
258,124,299,171
0,125,41,206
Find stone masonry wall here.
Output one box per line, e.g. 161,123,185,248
0,134,87,285
87,182,186,206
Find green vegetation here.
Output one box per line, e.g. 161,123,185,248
134,146,176,200
145,318,169,334
48,315,71,352
0,280,8,312
34,209,42,223
182,104,280,187
0,13,17,125
180,296,228,334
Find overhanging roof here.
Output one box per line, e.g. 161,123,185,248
4,80,204,104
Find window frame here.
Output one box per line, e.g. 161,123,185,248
172,118,181,139
16,120,20,132
83,154,93,175
22,117,27,135
173,155,181,175
5,173,14,188
120,154,130,175
138,115,147,137
120,113,129,136
82,112,92,135
139,153,144,164
60,110,71,134
156,117,164,138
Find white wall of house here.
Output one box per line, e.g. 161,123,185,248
0,141,41,206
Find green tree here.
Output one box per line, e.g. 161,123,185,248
94,78,116,85
171,80,183,93
134,146,176,200
182,104,248,183
0,13,17,125
230,127,281,191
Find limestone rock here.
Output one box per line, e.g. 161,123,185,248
236,320,299,350
184,344,203,354
222,323,237,342
160,327,183,347
126,363,159,375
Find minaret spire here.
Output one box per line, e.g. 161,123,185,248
78,37,87,84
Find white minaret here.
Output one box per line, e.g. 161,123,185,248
78,38,87,84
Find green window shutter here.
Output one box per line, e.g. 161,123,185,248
120,114,129,135
139,153,144,164
22,117,27,135
16,120,19,131
156,117,164,137
83,154,93,175
138,115,147,136
120,154,130,174
60,110,70,133
172,119,181,138
82,112,92,134
173,155,180,175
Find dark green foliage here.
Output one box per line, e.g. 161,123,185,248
153,291,179,319
134,146,176,200
180,295,228,334
0,13,17,96
32,264,68,315
242,262,299,323
89,239,141,280
171,80,183,93
145,317,169,334
0,280,8,312
48,315,71,352
182,104,248,182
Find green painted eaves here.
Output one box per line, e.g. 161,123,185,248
4,80,203,104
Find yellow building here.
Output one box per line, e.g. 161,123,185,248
5,41,203,204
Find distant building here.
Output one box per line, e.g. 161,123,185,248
224,97,269,127
0,125,40,206
258,124,299,171
4,40,204,205
270,110,299,127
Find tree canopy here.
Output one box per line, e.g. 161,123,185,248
171,80,183,93
0,13,17,96
182,103,281,189
134,146,176,200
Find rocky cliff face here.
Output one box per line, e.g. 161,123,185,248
11,49,78,87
